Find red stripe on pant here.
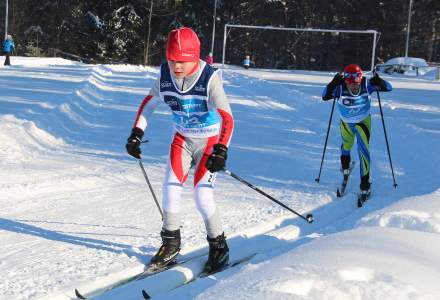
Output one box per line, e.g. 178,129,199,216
170,133,189,184
194,135,218,186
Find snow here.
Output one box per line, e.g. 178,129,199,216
1,57,440,300
378,57,438,78
384,57,429,68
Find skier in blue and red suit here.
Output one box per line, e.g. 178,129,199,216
322,64,392,201
125,26,234,274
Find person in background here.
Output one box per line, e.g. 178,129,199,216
205,52,214,65
3,35,15,66
322,64,392,202
125,27,234,274
243,55,251,69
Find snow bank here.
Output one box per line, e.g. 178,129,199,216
384,57,429,68
0,56,82,67
0,114,64,161
192,226,440,300
357,189,440,234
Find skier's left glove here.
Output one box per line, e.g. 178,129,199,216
206,144,228,173
126,128,144,159
370,73,386,90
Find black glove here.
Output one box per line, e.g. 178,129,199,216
206,144,228,173
125,128,144,159
329,73,344,87
370,73,386,89
323,73,343,100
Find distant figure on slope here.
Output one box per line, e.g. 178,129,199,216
243,55,251,69
125,27,234,274
3,35,15,66
322,64,392,202
205,52,214,65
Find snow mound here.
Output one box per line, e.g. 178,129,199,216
0,115,64,161
194,227,440,300
356,190,440,234
0,56,82,67
384,57,429,68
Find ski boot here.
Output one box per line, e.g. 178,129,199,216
337,155,353,197
357,189,371,207
149,229,181,270
357,175,371,207
203,232,229,275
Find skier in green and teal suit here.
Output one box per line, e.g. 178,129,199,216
322,64,392,201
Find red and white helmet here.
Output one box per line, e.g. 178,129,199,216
166,27,200,62
343,64,363,84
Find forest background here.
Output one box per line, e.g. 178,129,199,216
1,0,439,70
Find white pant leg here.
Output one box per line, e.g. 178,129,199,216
162,133,192,231
192,135,223,237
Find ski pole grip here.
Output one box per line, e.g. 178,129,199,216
222,168,231,176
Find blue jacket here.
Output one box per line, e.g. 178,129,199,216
3,39,15,53
322,77,392,123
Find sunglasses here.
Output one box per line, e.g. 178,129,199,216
344,72,361,79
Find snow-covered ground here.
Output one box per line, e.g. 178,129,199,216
1,57,440,300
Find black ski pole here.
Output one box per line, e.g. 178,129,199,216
138,159,163,220
376,91,398,188
315,97,337,183
223,169,314,223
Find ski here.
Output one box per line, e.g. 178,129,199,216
357,190,371,207
199,252,257,278
336,161,356,197
141,253,258,299
74,253,205,299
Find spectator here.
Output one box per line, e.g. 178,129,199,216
205,52,214,65
3,35,15,66
243,55,251,69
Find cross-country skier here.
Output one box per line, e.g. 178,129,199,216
125,26,234,274
322,64,392,203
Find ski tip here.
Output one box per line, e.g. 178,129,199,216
142,289,151,299
74,289,87,299
306,214,314,224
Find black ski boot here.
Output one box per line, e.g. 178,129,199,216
149,229,180,270
358,174,371,207
203,233,229,274
337,155,353,197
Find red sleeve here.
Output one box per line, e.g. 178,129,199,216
217,108,234,146
133,95,153,129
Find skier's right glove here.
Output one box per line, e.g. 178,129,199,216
206,144,228,173
125,128,144,159
323,73,344,100
329,73,344,87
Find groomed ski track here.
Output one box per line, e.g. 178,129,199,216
71,192,366,300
